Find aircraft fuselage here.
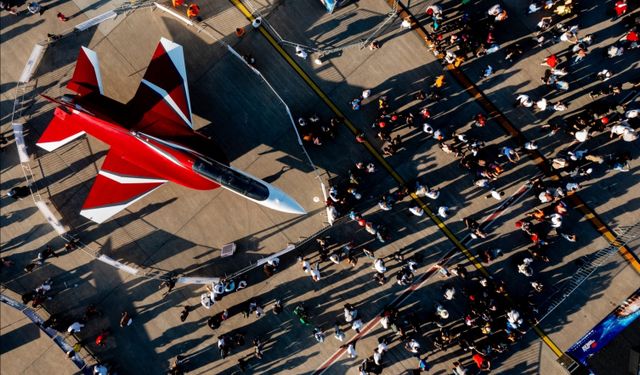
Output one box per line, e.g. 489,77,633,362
58,96,219,191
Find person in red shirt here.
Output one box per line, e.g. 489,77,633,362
542,54,558,68
473,353,491,371
186,3,200,19
95,329,109,346
626,30,638,43
614,0,627,17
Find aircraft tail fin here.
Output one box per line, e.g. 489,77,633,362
36,107,86,151
67,47,104,96
127,38,194,134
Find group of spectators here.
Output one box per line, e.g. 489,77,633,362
2,0,638,374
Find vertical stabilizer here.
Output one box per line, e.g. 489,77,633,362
67,47,104,96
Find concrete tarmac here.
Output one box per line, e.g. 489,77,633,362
1,0,638,374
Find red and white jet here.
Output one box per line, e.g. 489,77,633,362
37,38,305,223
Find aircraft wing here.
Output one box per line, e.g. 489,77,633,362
81,151,167,223
127,38,194,136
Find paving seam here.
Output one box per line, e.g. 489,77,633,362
385,0,640,275
228,0,570,371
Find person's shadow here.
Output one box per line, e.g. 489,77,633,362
262,166,292,184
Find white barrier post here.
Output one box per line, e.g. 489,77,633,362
96,255,140,275
255,244,295,267
176,276,221,284
34,201,67,235
11,123,30,163
74,10,117,31
19,44,45,83
154,2,193,26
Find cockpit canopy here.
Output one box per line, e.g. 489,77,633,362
193,159,269,201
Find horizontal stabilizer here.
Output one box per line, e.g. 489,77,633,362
36,107,86,151
80,151,167,223
67,47,103,96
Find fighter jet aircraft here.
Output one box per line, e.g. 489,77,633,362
36,38,305,223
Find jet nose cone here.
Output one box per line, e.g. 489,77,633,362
265,185,306,215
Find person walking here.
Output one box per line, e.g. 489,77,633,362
254,338,265,359
345,342,357,358
313,327,326,342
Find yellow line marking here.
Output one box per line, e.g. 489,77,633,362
228,0,489,276
535,325,564,357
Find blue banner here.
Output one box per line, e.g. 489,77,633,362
566,288,640,366
319,0,349,13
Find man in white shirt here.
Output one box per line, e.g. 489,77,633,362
374,258,387,273
310,262,321,281
405,338,421,353
377,339,389,353
535,98,547,111
516,94,533,107
67,322,84,333
295,46,308,59
373,348,383,365
409,206,424,216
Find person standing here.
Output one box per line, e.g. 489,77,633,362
27,1,44,15
313,327,325,342
334,322,346,341
351,318,363,333
179,306,190,322
373,258,386,273
254,338,264,359
614,0,627,17
67,321,84,333
310,262,321,282
295,46,308,60
344,303,357,323
186,3,199,19
95,329,109,347
6,185,30,200
120,311,133,327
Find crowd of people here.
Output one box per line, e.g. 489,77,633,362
306,0,638,373
2,0,638,374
